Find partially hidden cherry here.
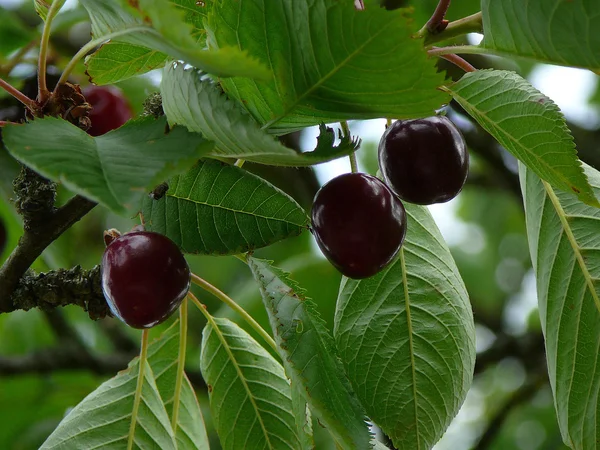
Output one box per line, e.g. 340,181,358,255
101,231,190,329
378,116,468,205
311,173,407,279
83,85,132,136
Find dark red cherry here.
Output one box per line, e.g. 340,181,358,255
378,116,468,205
311,173,407,279
101,231,190,329
83,85,132,136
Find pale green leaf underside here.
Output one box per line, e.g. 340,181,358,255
334,203,475,449
481,0,600,70
200,317,302,450
85,42,168,85
142,159,308,255
146,321,210,450
446,70,598,207
248,257,372,450
41,363,175,449
521,162,600,449
161,64,358,166
208,0,449,134
2,116,212,215
80,0,268,79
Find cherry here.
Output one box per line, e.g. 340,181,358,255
378,116,468,205
311,173,407,279
83,85,132,136
101,231,190,329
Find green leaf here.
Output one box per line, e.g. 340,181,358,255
445,70,599,207
200,316,302,450
481,0,600,70
2,116,213,215
85,42,168,85
142,159,308,255
161,64,360,166
208,0,449,134
147,321,210,450
80,0,269,80
40,362,176,449
171,0,210,47
334,203,476,449
521,162,600,449
0,7,34,57
34,0,66,21
291,381,314,450
247,257,372,449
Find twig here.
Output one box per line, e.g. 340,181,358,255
472,372,547,450
0,195,97,313
422,0,452,34
0,78,38,113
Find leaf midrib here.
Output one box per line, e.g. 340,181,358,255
543,180,600,314
261,13,396,130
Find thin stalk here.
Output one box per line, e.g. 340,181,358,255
418,0,452,35
57,26,155,86
234,159,245,168
427,45,487,57
435,52,477,72
0,78,37,112
171,298,188,432
386,118,392,127
341,121,358,173
127,329,150,450
424,12,483,46
190,273,277,352
38,0,67,103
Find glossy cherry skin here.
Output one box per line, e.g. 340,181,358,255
101,231,190,329
83,85,132,136
311,173,407,279
378,116,468,205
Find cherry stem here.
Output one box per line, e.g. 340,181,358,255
127,328,150,450
386,118,392,127
423,12,483,46
38,0,67,104
190,273,277,352
427,45,486,57
0,78,38,113
418,0,452,36
433,50,477,72
171,298,188,433
234,159,245,168
341,121,358,173
57,26,154,87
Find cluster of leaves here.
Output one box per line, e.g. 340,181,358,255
1,0,600,449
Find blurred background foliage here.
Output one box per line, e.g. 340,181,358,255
2,0,599,448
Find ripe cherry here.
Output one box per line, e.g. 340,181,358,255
83,85,132,136
311,173,407,279
378,116,468,205
101,231,190,329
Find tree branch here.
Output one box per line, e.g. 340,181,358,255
0,195,97,313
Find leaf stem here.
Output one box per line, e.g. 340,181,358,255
38,0,67,103
171,298,188,433
0,78,38,113
423,12,483,46
127,328,150,450
427,45,487,57
433,50,477,72
190,273,277,352
57,26,157,87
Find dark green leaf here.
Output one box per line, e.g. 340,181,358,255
445,70,599,207
208,0,449,133
248,257,372,449
521,162,600,449
334,203,476,449
161,64,360,166
481,0,600,70
85,42,168,85
0,7,34,57
200,316,302,450
2,116,213,214
80,0,269,79
142,159,308,254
